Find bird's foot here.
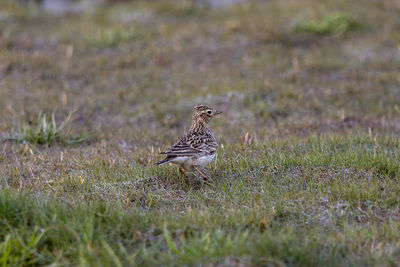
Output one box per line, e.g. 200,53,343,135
194,167,210,182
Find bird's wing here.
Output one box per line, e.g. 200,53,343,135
161,132,217,157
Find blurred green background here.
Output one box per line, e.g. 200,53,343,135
1,0,399,145
1,0,400,266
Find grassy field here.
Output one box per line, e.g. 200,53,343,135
1,0,400,265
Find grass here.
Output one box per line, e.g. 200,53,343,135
2,135,400,265
87,25,151,47
3,112,87,145
1,0,400,265
293,13,360,36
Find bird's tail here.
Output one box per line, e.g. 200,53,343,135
155,158,170,165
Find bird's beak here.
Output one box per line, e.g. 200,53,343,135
215,110,222,115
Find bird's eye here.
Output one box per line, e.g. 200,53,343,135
207,110,212,115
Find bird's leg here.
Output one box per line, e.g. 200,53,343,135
179,167,191,185
194,167,209,181
179,167,189,179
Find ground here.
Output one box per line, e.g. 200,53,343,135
1,0,400,265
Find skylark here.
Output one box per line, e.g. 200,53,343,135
156,105,222,181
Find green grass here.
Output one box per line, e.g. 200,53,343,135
1,0,400,265
293,13,360,36
1,173,400,266
3,112,87,145
2,135,400,265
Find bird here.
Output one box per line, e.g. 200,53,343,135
156,104,222,181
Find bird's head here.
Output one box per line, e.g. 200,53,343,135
191,104,222,128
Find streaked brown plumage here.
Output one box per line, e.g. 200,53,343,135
156,104,222,181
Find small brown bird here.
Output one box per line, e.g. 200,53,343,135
156,105,222,181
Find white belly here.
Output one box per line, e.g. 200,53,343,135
169,154,216,170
